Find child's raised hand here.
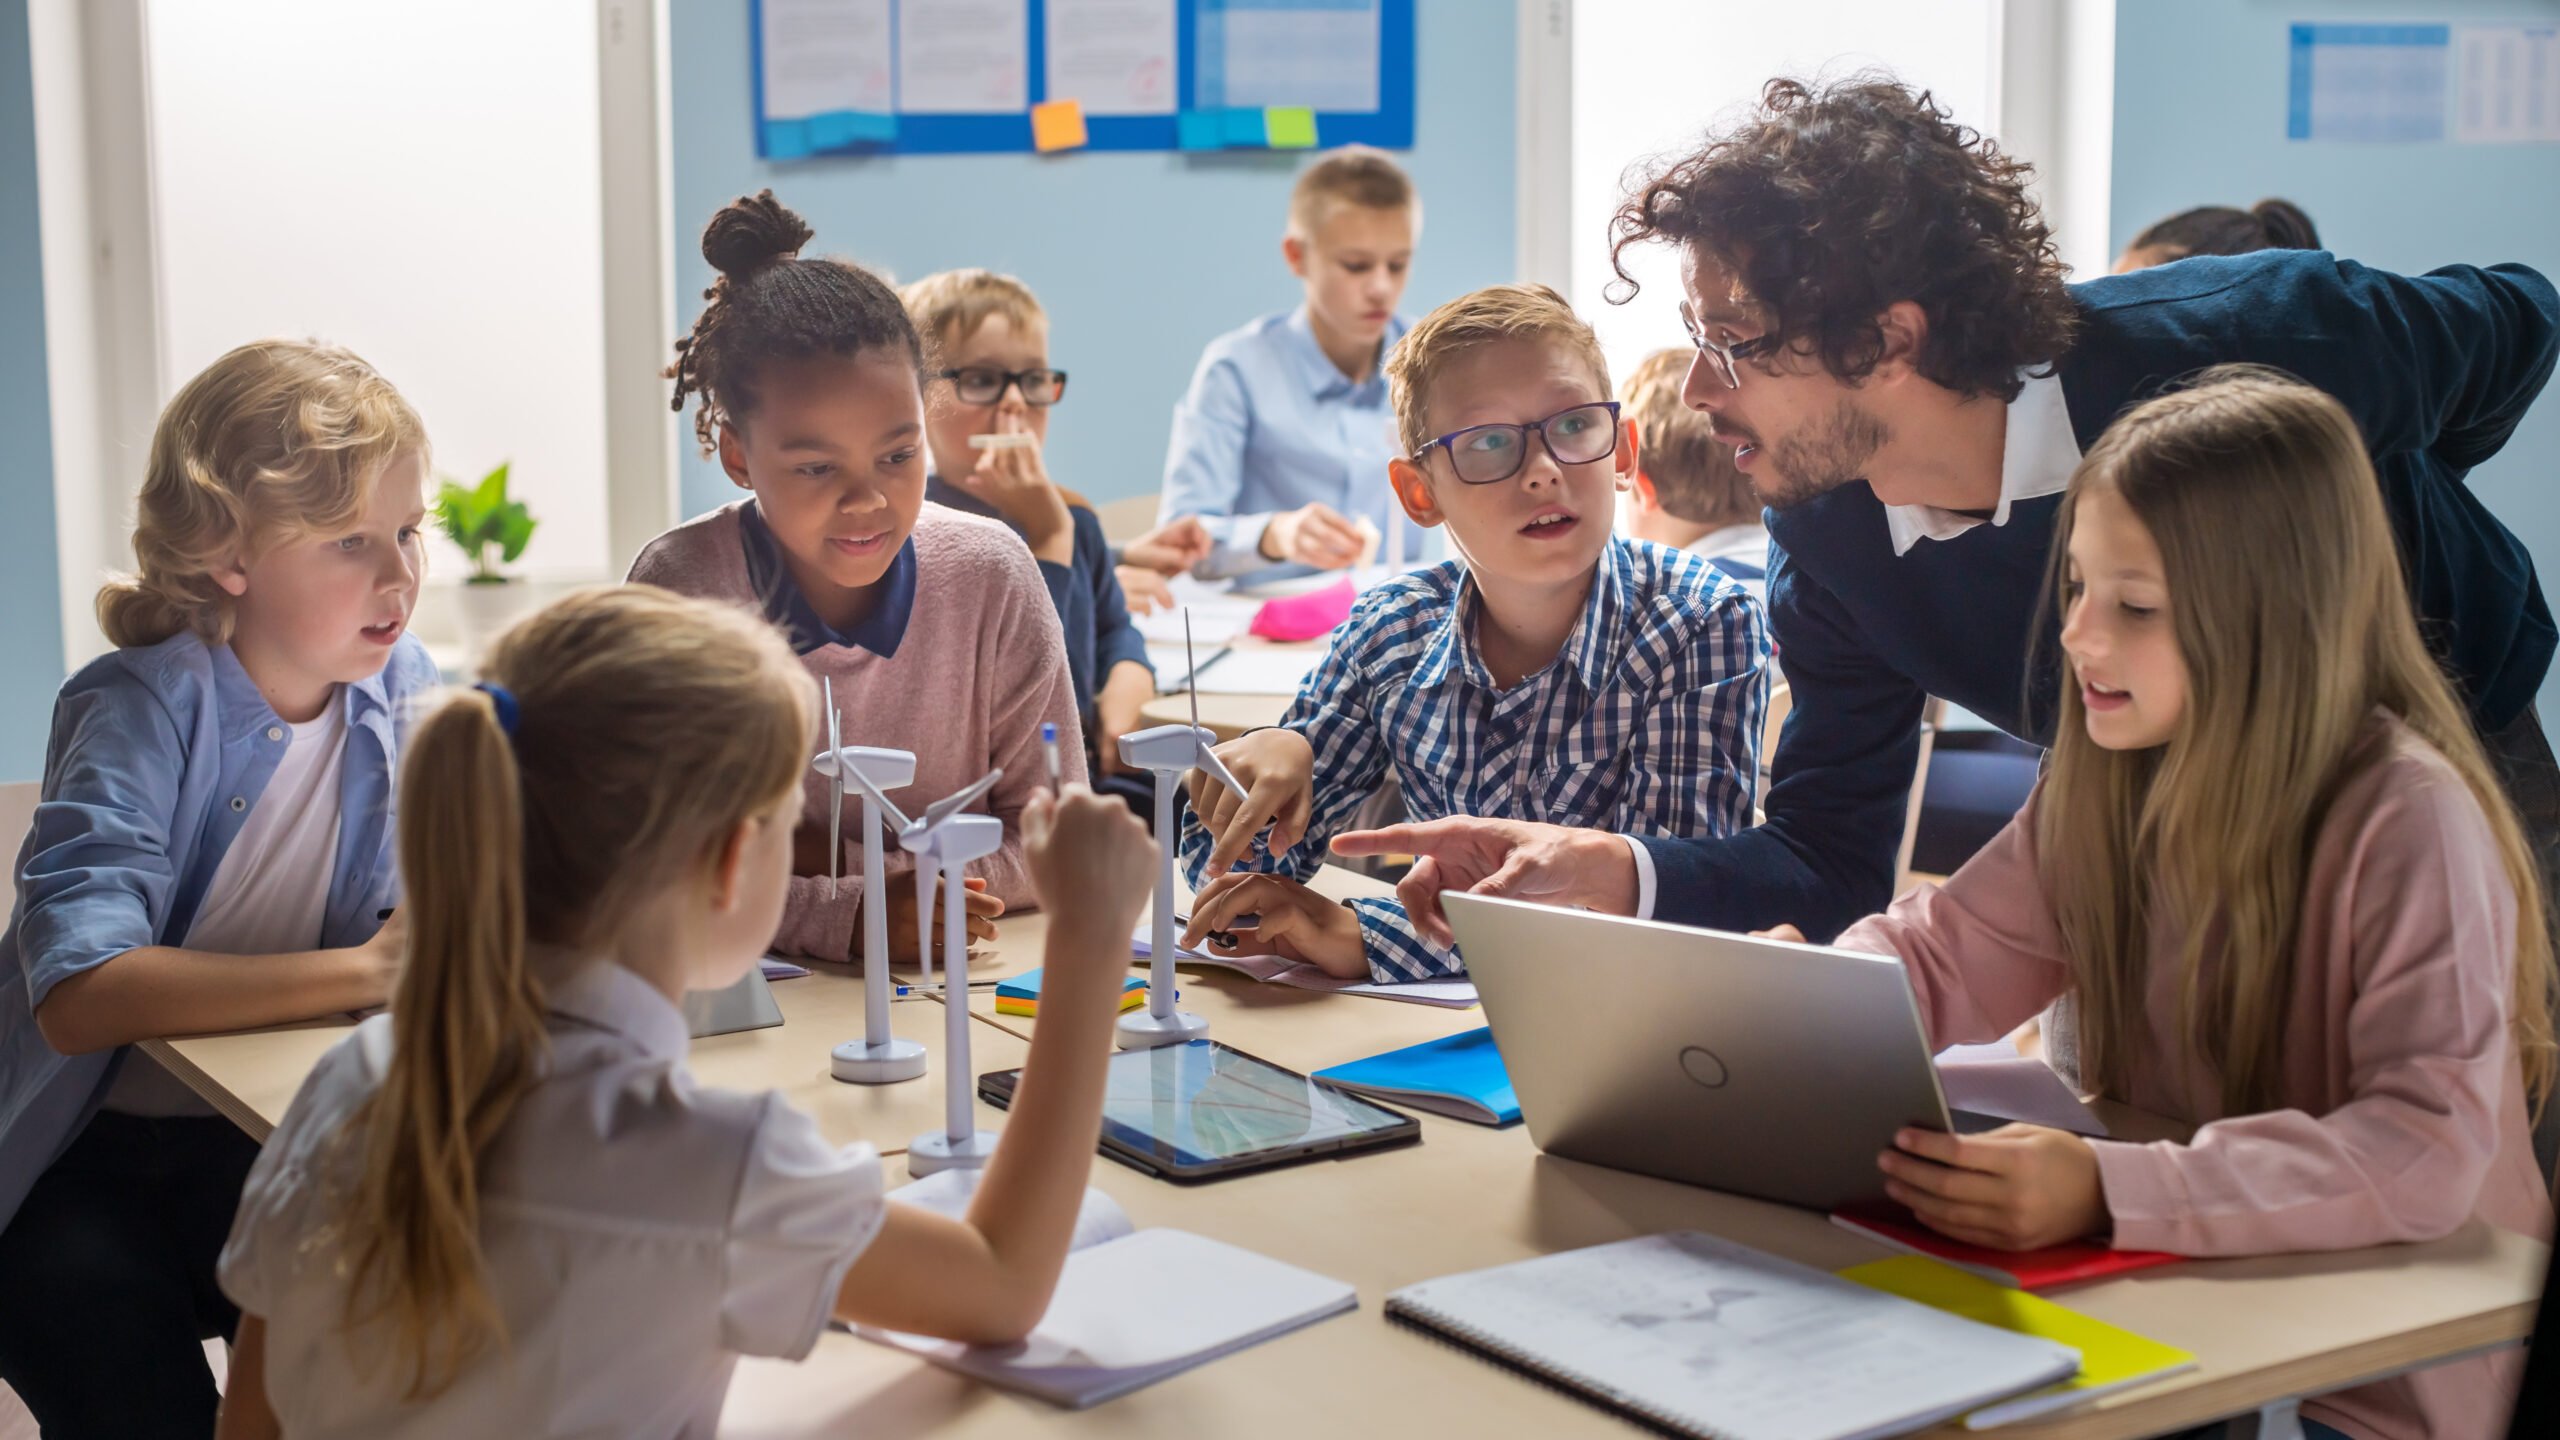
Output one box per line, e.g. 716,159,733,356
1121,515,1212,576
1179,871,1366,978
1023,784,1158,952
960,415,1073,562
1188,728,1315,876
1877,1124,2110,1251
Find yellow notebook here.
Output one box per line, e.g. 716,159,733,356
1839,1257,2196,1429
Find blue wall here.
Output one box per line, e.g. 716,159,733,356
668,0,1516,516
1,0,63,782
2113,0,2560,733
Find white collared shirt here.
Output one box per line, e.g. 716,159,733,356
219,960,886,1439
1881,370,2083,556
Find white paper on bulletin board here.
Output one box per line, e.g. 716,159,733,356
1046,0,1178,115
900,0,1030,114
762,0,894,119
1196,0,1381,113
2455,24,2560,142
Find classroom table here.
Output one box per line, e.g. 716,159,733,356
153,875,2546,1440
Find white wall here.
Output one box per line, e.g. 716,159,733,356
145,0,611,582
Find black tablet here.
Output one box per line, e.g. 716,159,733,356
978,1038,1420,1183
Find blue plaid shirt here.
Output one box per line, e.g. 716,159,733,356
1179,536,1768,980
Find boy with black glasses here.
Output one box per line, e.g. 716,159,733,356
905,268,1156,807
1173,284,1769,981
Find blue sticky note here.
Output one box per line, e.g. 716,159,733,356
761,118,814,159
1219,107,1267,147
809,109,897,149
1176,110,1225,151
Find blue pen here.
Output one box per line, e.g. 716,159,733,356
1041,721,1062,793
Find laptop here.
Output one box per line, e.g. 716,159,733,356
680,965,784,1039
1441,892,1999,1212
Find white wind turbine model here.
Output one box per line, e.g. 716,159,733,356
888,768,1006,1176
1116,611,1248,1050
811,677,927,1085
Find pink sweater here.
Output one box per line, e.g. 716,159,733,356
1838,712,2550,1440
629,501,1087,961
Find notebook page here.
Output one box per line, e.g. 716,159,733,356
1393,1233,2077,1440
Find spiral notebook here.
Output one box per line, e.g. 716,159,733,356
1387,1233,2080,1440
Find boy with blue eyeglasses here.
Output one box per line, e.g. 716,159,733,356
1174,284,1769,981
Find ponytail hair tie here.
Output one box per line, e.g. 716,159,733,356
474,681,521,739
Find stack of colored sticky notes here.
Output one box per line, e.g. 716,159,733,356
994,968,1146,1018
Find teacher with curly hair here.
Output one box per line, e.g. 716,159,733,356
1335,75,2559,943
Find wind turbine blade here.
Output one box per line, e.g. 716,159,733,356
825,679,842,898
839,764,914,834
917,768,1003,832
1186,609,1201,733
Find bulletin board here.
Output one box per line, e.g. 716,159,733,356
750,0,1416,159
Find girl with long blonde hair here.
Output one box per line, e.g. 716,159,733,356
1773,367,2553,1440
0,339,435,1438
211,586,1155,1438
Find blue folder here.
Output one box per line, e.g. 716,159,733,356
1314,1027,1519,1127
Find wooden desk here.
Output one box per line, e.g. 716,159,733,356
154,883,2546,1440
148,957,1030,1157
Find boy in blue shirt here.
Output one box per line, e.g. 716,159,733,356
1175,285,1769,981
1158,146,1420,581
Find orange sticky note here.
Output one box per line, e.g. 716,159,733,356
1032,99,1088,153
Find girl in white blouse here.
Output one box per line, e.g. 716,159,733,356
211,586,1157,1439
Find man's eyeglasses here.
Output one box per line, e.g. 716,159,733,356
1416,401,1621,486
936,367,1068,406
1678,302,1780,389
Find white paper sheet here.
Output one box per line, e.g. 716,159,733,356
861,1229,1357,1407
1198,0,1379,113
898,0,1028,114
1935,1056,2108,1138
1134,575,1257,645
759,0,894,118
1183,646,1324,697
1045,0,1178,115
2455,24,2560,143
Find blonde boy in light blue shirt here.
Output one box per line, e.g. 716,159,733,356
1158,146,1421,582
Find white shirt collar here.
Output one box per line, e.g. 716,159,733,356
1881,369,2081,557
541,955,691,1064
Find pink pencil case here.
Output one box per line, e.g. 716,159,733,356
1249,578,1356,642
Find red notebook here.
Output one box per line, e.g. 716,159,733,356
1831,1202,2182,1291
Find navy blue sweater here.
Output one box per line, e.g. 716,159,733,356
1642,250,2559,940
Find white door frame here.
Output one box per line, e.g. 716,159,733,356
1514,0,1572,294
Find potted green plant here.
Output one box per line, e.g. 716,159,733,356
434,462,539,651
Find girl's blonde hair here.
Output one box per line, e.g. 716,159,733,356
97,339,427,647
340,585,814,1397
2037,365,2556,1119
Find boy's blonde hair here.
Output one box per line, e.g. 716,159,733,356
1622,348,1751,527
2037,366,2555,1119
338,585,815,1398
899,267,1047,363
1384,284,1610,457
97,339,426,649
1287,145,1416,237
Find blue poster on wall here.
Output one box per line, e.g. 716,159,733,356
750,0,1414,158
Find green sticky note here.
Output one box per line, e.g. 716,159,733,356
1265,107,1318,149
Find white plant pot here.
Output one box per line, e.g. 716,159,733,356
453,580,536,661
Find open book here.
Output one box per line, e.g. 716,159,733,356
859,1171,1357,1408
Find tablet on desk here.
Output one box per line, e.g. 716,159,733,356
978,1039,1419,1183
